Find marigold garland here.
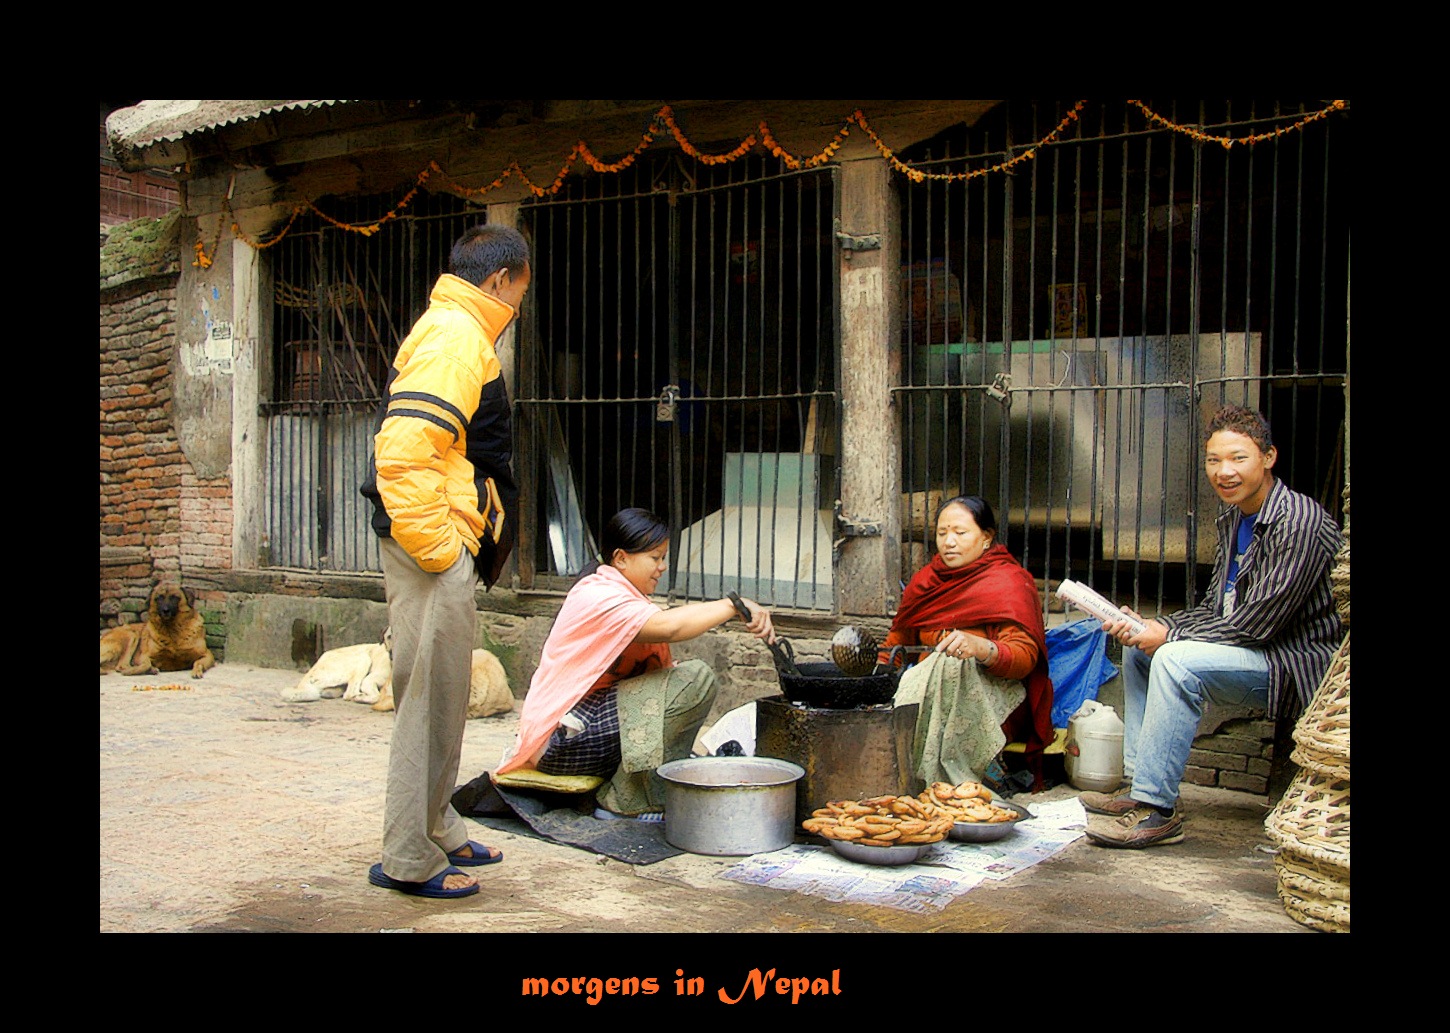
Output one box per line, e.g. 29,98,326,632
851,103,1087,183
426,159,520,198
192,210,225,269
187,99,1349,266
1128,99,1347,149
226,197,304,252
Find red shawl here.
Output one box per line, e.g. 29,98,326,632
892,544,1055,790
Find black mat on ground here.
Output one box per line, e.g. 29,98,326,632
451,772,685,865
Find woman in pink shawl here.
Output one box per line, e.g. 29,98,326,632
498,508,776,820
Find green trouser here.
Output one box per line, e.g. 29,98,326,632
892,651,1025,788
596,658,718,815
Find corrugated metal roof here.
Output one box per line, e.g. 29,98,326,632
106,100,356,150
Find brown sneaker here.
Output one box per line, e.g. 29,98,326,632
1084,806,1185,849
1078,785,1136,816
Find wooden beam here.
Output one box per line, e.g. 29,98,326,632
182,100,1002,225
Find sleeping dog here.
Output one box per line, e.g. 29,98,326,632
281,628,393,704
283,630,512,718
372,647,513,719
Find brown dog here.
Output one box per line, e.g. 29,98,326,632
100,582,217,679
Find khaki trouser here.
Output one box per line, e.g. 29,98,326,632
379,538,477,882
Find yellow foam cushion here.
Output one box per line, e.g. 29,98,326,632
493,768,604,794
1004,726,1068,755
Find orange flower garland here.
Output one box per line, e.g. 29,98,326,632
850,103,1088,183
1128,99,1347,149
661,105,757,165
192,210,225,268
227,199,303,252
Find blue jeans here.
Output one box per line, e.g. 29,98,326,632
1122,641,1269,810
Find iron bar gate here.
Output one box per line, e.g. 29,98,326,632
262,192,485,571
894,99,1349,617
517,153,839,609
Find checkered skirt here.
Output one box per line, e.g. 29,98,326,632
535,687,622,777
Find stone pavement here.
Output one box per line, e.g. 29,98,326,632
100,662,1311,943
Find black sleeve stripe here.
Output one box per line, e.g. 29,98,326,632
383,408,460,441
391,391,468,428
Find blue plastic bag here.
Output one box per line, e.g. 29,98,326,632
1045,618,1118,729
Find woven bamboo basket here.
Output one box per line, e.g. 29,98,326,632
1274,852,1350,933
1266,767,1350,872
1290,633,1350,779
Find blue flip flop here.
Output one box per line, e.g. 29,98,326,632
368,863,479,898
447,840,503,867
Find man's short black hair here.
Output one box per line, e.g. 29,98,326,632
449,224,531,287
1206,404,1274,454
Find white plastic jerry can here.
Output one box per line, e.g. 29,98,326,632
1065,700,1125,792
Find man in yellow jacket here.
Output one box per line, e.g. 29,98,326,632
361,224,530,898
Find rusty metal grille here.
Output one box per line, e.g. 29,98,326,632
262,192,485,571
895,99,1349,616
517,153,839,609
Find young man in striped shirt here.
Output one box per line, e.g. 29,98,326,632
1082,405,1343,848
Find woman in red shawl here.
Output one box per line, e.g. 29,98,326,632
882,496,1054,791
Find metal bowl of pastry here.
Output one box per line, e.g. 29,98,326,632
947,798,1033,843
826,838,932,866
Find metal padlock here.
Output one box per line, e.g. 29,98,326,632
656,384,680,423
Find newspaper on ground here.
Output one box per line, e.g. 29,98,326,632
721,797,1088,912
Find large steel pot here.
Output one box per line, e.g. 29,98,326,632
656,756,805,856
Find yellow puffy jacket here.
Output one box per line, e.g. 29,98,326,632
361,274,518,586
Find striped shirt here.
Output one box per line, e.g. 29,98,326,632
1161,478,1343,717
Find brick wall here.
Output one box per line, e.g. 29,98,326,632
1187,707,1277,795
100,277,230,652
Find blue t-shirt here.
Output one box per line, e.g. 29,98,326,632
1223,512,1257,615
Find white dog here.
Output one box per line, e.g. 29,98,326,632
281,629,393,704
372,647,513,719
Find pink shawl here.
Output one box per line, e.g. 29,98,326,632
497,565,668,774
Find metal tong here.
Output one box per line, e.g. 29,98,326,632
727,591,800,677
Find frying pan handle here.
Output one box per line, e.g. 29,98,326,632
886,645,931,667
726,590,753,623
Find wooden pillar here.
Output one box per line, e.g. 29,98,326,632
835,153,901,616
231,235,265,570
488,200,525,589
486,201,523,390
